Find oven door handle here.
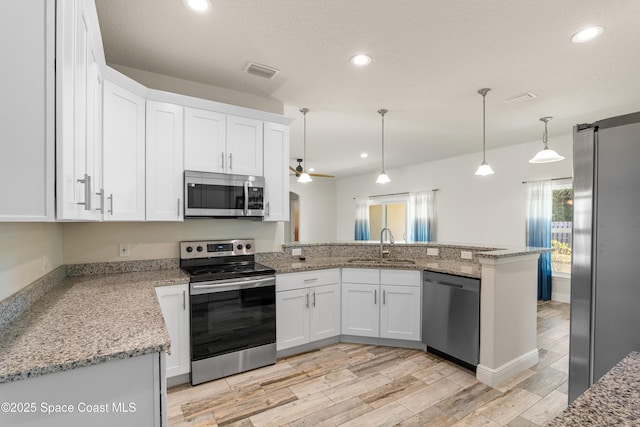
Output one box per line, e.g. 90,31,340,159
191,277,274,294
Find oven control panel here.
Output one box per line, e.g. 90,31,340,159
180,239,255,259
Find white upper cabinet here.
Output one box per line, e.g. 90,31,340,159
56,0,105,221
102,79,146,221
0,0,55,221
184,107,226,173
146,101,184,221
184,109,264,176
226,115,264,176
263,122,290,222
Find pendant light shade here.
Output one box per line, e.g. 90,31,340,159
529,116,565,163
298,108,312,183
376,109,390,184
475,88,495,176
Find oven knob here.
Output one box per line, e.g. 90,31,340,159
186,246,193,253
196,246,203,252
246,243,252,250
237,244,243,250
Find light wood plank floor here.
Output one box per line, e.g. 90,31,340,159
168,301,570,427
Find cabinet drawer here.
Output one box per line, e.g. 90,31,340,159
341,268,380,284
380,269,421,287
277,268,340,292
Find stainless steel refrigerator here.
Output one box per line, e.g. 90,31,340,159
570,111,640,402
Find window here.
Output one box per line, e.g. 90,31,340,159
551,180,572,274
369,198,408,242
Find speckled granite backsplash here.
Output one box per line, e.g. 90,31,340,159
67,258,179,276
0,266,67,330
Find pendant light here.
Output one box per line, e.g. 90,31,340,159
298,108,312,183
475,88,495,176
376,109,390,184
529,116,565,163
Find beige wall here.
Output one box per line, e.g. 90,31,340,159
62,220,284,264
0,223,64,301
110,64,284,115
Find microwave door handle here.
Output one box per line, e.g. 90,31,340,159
243,181,249,216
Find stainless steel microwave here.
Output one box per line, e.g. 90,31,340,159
184,171,265,218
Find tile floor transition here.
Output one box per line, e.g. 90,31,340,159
168,301,570,426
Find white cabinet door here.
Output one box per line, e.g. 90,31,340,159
102,79,146,221
341,283,379,337
184,107,226,173
310,283,341,341
263,122,290,222
276,288,310,350
56,0,104,221
227,115,263,176
146,101,184,221
0,0,55,221
155,285,190,378
380,285,421,341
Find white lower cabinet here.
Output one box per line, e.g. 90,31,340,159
342,268,422,341
155,284,190,378
276,269,340,351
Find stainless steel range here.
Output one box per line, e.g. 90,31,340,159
180,239,276,386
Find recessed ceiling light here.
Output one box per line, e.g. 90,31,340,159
183,0,212,13
350,54,372,67
571,26,604,43
360,153,368,158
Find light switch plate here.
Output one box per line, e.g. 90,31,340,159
292,248,302,256
461,250,473,260
427,248,439,256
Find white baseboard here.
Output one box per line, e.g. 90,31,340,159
552,292,570,303
476,348,539,388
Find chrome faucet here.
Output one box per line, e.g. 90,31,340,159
380,228,395,260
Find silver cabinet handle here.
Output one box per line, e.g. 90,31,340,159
108,194,114,215
182,290,186,310
177,198,181,217
303,278,318,283
374,289,377,305
229,153,233,170
77,173,91,210
95,189,104,214
221,152,225,170
312,291,316,307
266,202,270,217
383,290,386,305
306,292,309,309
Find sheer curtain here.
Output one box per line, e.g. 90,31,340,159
354,199,370,241
408,191,434,242
526,181,553,301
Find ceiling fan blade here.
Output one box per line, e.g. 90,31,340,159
309,173,335,178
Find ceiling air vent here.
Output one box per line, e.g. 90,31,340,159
503,92,537,104
243,62,279,80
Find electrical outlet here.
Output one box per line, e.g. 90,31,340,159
427,248,439,256
461,250,473,260
292,248,302,256
119,244,130,257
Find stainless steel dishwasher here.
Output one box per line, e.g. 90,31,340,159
422,271,480,368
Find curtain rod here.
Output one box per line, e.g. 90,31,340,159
521,176,572,184
368,189,439,199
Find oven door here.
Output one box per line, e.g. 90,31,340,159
190,276,276,362
184,171,264,217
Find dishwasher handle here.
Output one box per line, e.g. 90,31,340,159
430,280,464,289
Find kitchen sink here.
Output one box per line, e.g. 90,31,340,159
347,258,416,265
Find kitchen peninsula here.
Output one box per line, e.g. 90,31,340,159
259,241,548,387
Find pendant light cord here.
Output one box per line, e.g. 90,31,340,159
378,109,388,173
477,88,490,163
300,108,309,172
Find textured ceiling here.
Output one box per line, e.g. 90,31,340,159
95,0,640,177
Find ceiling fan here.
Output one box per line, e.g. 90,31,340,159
289,159,335,179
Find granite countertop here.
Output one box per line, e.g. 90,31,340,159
262,256,482,278
0,268,189,384
549,352,640,426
